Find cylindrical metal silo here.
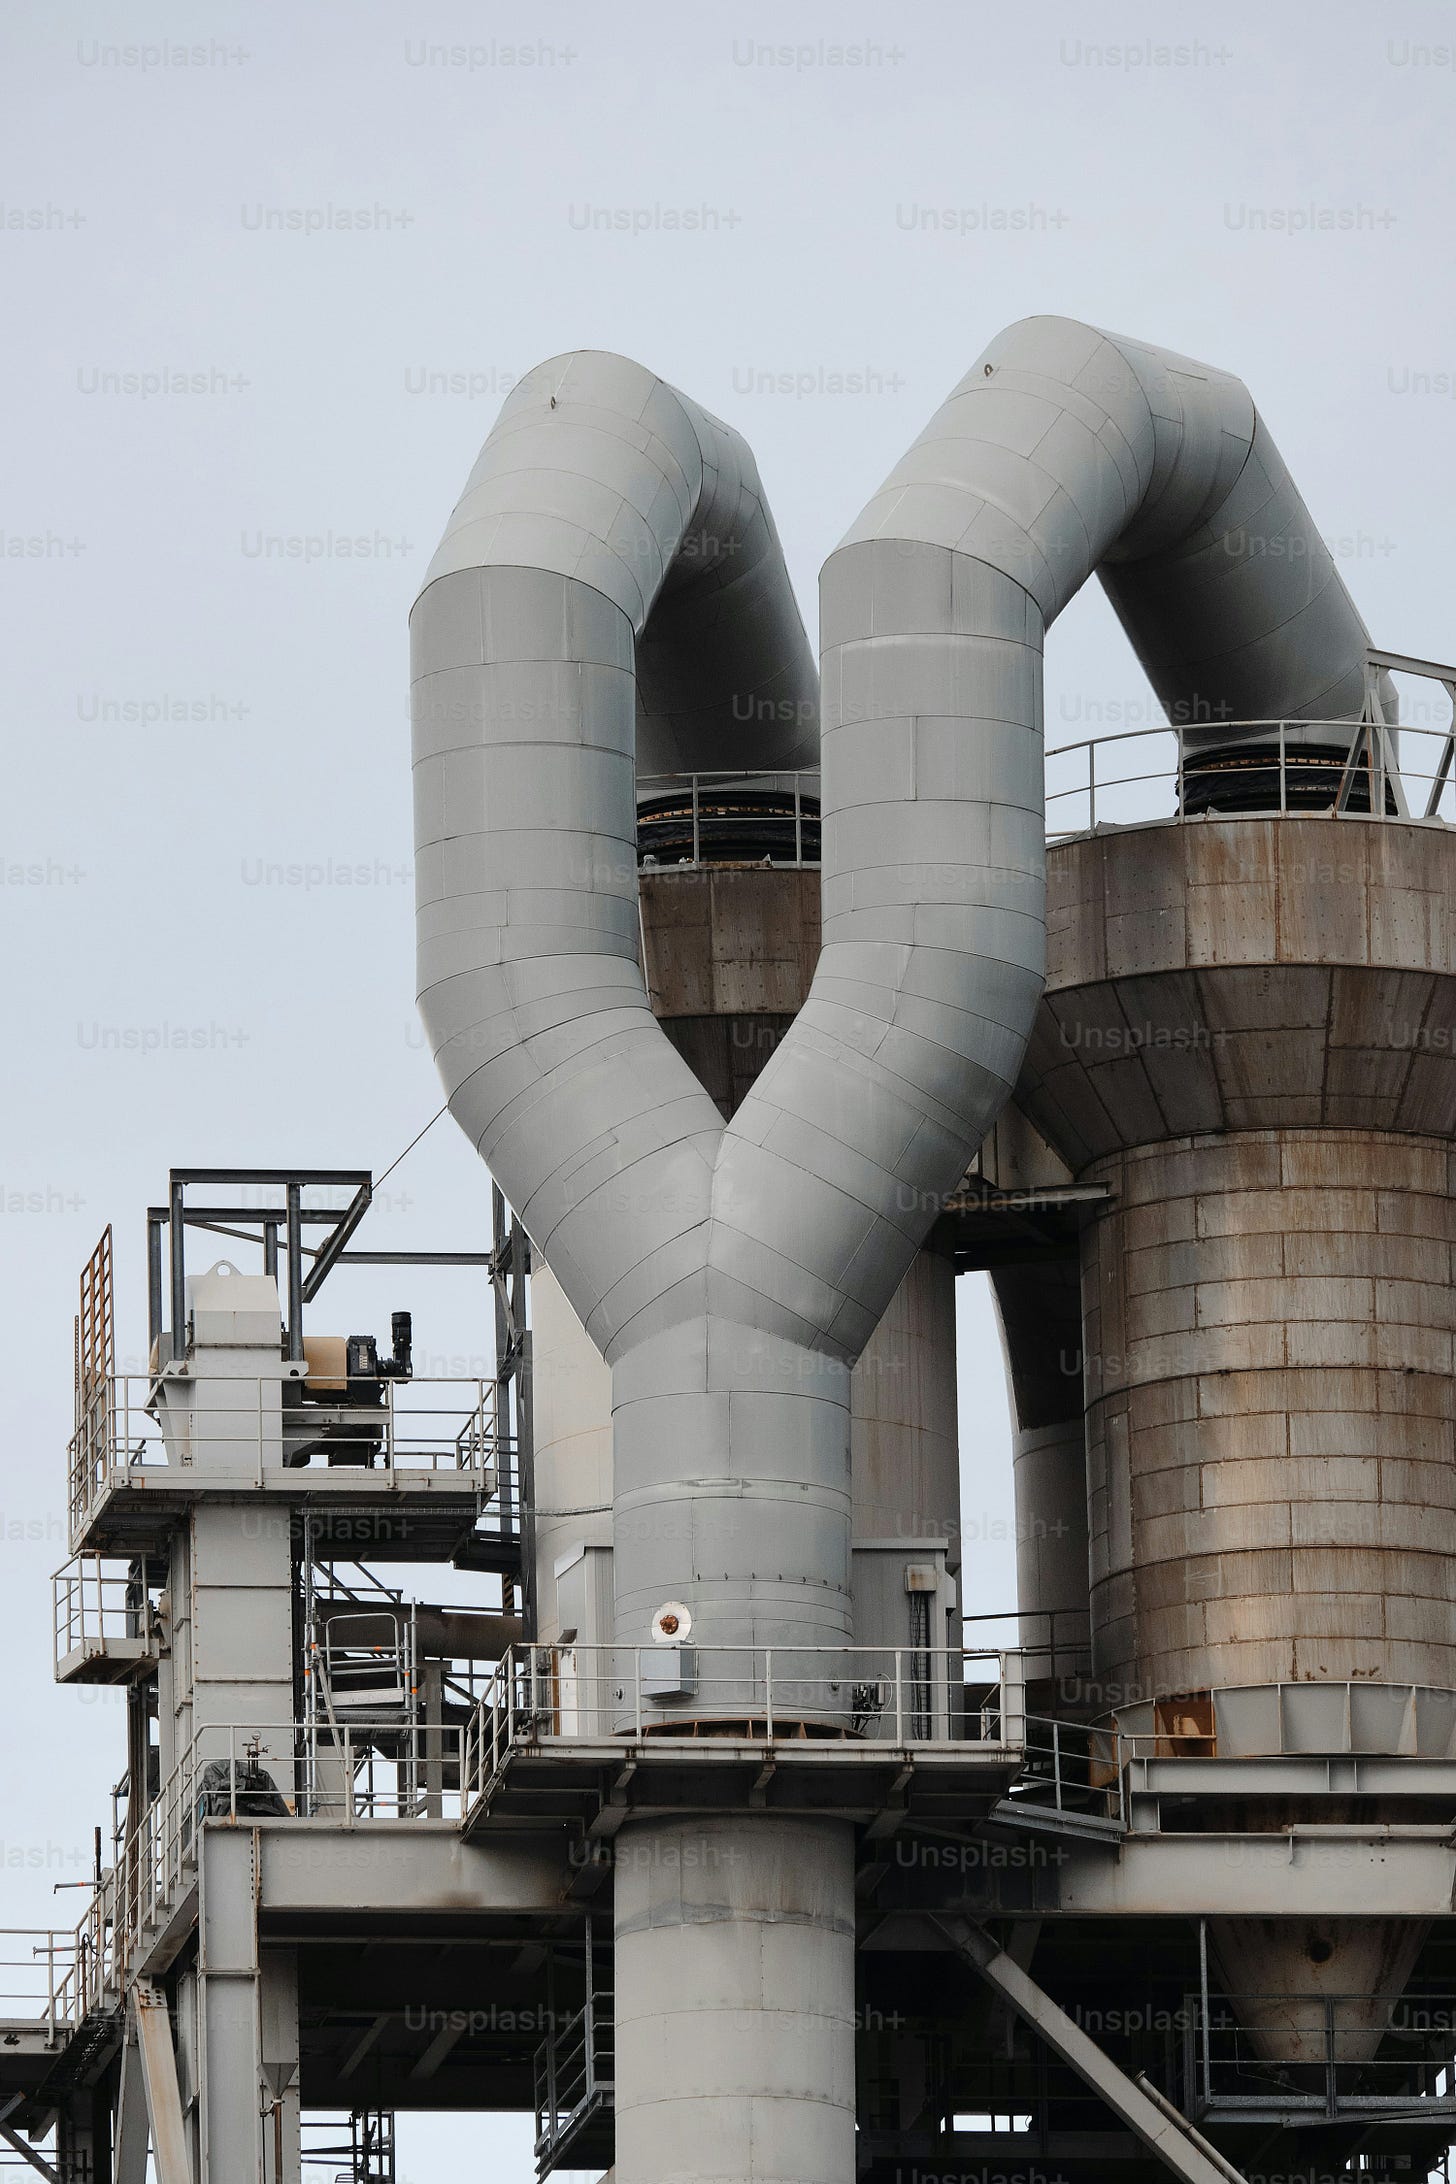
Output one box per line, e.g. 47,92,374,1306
1016,816,1456,1706
851,1246,960,1555
1015,812,1456,2047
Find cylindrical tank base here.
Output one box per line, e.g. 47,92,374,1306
1210,1915,1430,2067
612,1815,856,2184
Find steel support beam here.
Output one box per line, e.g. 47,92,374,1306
254,1822,568,1916
113,2027,150,2184
935,1918,1249,2184
871,1821,1456,1921
197,1831,301,2184
0,2097,61,2184
0,2125,61,2183
135,1986,191,2184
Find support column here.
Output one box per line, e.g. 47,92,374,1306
135,1985,190,2184
610,1325,857,2181
613,1817,856,2184
113,2016,150,2184
194,1830,300,2184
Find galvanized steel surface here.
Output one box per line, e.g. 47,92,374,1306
990,1258,1091,1648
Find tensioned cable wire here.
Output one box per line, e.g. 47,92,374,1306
373,1100,449,1191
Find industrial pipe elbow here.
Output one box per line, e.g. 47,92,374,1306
411,351,817,1344
713,315,1385,1359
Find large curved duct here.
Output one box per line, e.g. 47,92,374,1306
420,350,821,780
837,315,1385,744
413,321,1384,1668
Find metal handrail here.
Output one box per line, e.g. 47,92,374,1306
534,1984,614,2160
1014,1715,1127,1828
632,715,1456,853
99,1713,477,1986
1043,712,1456,839
300,2111,395,2182
636,767,821,869
0,1928,84,2037
460,1642,1028,1806
1184,1981,1456,2119
68,1374,506,1539
0,1861,120,2037
5,1678,1124,2050
53,1552,158,1674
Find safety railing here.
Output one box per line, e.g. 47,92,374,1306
0,1928,88,2039
51,1886,114,2030
310,1608,418,1715
1012,1716,1127,1828
67,1377,150,1535
14,1695,1132,2051
287,1717,468,1823
1044,712,1456,839
1182,1984,1456,2121
534,1983,613,2170
462,1643,1026,1797
105,1716,475,1977
52,1552,158,1675
111,1737,208,1971
68,1374,507,1537
635,718,1456,853
636,768,821,868
0,1857,119,2040
185,1720,469,1829
961,1607,1093,1692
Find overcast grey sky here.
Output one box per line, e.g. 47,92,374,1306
3,0,1454,2173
